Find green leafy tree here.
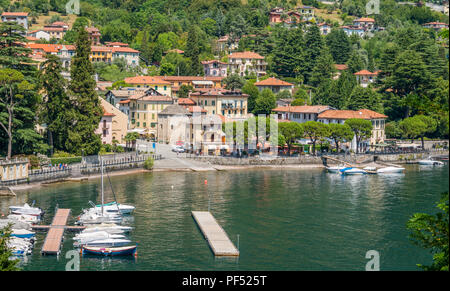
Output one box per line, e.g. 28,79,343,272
242,81,259,114
303,24,324,84
326,28,351,64
407,192,449,271
185,25,202,76
310,47,336,88
0,224,20,271
346,86,382,113
327,123,354,152
278,122,304,155
66,27,102,155
178,84,194,98
253,88,276,115
345,118,373,154
223,74,245,91
302,121,329,155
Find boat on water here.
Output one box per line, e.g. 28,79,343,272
73,231,126,245
11,229,35,239
7,214,40,224
9,203,43,217
340,167,367,175
94,201,135,215
418,159,444,166
326,165,346,173
82,223,132,234
376,166,405,173
76,208,123,225
81,245,137,257
75,238,132,248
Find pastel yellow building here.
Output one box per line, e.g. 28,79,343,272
0,158,29,183
124,76,172,96
189,89,249,120
90,46,113,63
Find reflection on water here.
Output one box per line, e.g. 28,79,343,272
0,164,448,271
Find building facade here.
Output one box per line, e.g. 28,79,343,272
254,77,294,94
189,89,249,120
1,12,28,30
228,51,267,77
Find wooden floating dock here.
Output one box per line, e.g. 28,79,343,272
40,208,83,255
192,211,239,257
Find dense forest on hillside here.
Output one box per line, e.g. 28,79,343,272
0,0,449,157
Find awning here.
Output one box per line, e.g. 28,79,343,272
207,145,217,150
192,80,214,86
220,145,229,150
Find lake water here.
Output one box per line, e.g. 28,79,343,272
1,164,448,271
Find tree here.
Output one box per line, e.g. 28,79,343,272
346,86,382,113
124,132,140,150
178,84,194,98
407,192,449,271
66,27,102,155
415,115,437,149
327,123,354,152
345,118,373,154
242,81,259,114
39,55,71,156
223,74,245,91
303,24,324,84
400,115,437,148
302,121,329,155
346,49,365,74
253,88,276,115
326,28,351,64
0,224,20,271
185,25,202,76
0,69,34,159
278,122,303,155
310,47,336,88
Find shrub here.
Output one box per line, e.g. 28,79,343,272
143,156,154,170
50,157,82,165
52,150,74,158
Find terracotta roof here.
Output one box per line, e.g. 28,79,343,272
26,43,62,53
43,27,65,32
91,46,111,52
190,89,248,97
162,76,224,82
26,36,38,42
187,105,207,113
1,12,29,17
229,51,264,59
106,42,129,47
354,17,375,22
51,21,68,26
201,60,227,65
124,76,171,85
111,47,139,53
129,92,173,102
178,98,196,105
254,77,294,87
165,49,184,54
335,64,348,70
119,99,131,104
318,109,387,120
102,107,115,117
354,70,378,76
86,27,100,33
272,105,331,114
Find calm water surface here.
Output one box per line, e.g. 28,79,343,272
1,164,448,271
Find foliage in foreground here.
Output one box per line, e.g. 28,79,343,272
0,224,20,271
407,192,449,271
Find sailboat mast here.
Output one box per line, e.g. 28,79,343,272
101,157,104,215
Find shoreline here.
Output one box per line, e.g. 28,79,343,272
8,163,325,191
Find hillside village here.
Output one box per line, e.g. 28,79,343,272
0,0,449,160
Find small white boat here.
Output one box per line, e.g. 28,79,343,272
76,238,132,248
418,159,444,166
94,202,135,215
340,167,367,175
9,203,43,217
11,229,35,239
363,166,377,171
377,166,405,173
83,223,132,234
7,214,40,224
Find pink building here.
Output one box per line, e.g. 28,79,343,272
96,107,115,144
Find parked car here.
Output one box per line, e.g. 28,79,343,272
172,145,185,153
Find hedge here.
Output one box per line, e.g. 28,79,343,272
50,157,82,165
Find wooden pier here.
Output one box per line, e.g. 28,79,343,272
38,208,84,255
192,211,239,257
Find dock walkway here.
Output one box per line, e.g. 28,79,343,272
192,211,239,257
40,208,81,255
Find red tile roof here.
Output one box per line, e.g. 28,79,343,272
229,51,264,59
201,60,227,65
102,107,115,117
124,76,171,85
111,46,139,53
26,43,62,53
178,98,196,105
254,77,294,87
272,105,331,114
335,64,348,70
162,76,224,82
354,70,378,76
43,27,65,32
318,109,387,120
187,105,207,113
354,17,375,22
1,12,29,17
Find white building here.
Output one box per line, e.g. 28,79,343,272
1,12,29,31
228,51,267,77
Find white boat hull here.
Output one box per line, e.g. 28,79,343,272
377,167,405,173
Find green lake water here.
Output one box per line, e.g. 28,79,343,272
1,164,448,271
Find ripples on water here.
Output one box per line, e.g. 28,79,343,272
1,164,448,271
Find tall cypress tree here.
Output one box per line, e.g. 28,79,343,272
185,25,202,76
66,27,102,155
326,28,351,64
303,24,323,84
310,47,336,88
39,54,71,156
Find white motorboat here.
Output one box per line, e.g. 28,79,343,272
11,229,35,239
363,166,377,171
326,165,346,173
73,231,126,246
377,166,405,173
75,238,131,248
340,167,367,175
7,214,40,224
9,203,43,217
83,223,132,234
94,202,135,215
418,159,444,166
